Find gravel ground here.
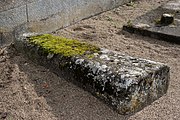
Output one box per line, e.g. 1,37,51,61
1,0,180,120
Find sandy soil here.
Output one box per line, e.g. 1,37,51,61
1,0,180,119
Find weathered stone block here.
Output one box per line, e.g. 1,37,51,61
1,0,131,47
0,5,27,31
0,31,14,47
26,0,130,32
0,0,26,12
27,0,63,22
14,33,170,115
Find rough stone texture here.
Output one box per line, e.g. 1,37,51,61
0,0,131,47
163,0,180,11
20,0,131,33
0,4,27,47
0,0,36,12
123,0,180,44
0,32,14,47
0,0,26,12
0,5,27,31
14,33,170,115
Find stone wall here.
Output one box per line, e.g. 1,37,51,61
0,0,131,47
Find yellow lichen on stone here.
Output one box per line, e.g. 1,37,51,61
29,34,100,57
85,54,95,59
130,95,140,111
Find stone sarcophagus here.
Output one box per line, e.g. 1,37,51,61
15,33,170,114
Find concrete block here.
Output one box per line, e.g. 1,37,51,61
15,34,170,115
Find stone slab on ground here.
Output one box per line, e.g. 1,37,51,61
14,33,170,115
123,0,180,44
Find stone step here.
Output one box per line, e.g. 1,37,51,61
14,33,170,115
123,0,180,44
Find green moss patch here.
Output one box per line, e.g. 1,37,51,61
29,34,100,57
